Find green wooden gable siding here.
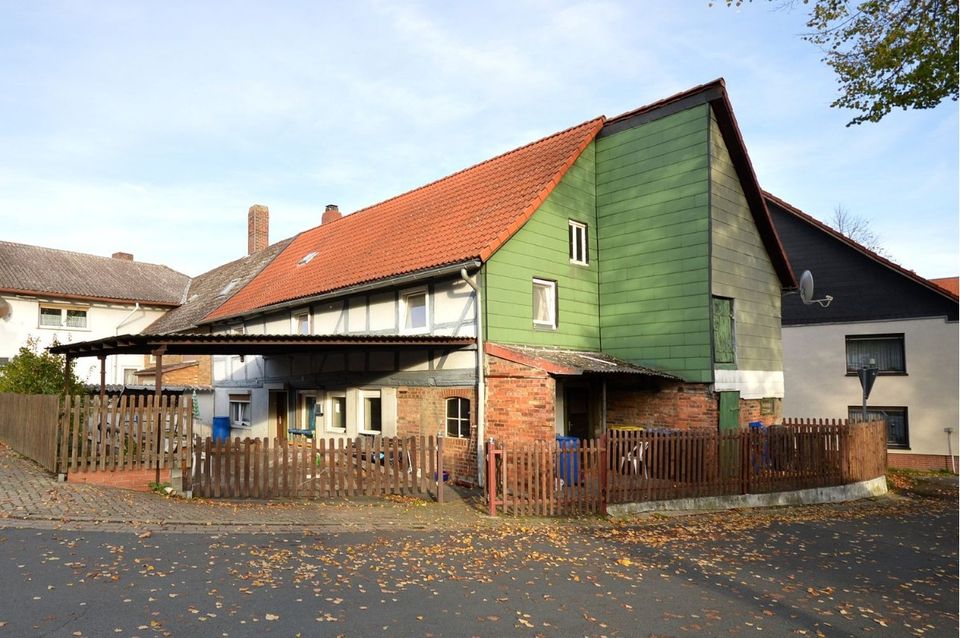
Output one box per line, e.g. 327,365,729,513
484,142,601,349
709,111,783,372
596,104,713,382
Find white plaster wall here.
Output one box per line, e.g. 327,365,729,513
714,370,785,399
782,318,959,456
0,294,168,385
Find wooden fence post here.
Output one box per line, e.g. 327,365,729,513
486,438,498,517
599,433,608,515
436,431,444,504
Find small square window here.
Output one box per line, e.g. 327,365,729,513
569,220,588,265
401,289,428,332
230,398,251,428
533,279,557,329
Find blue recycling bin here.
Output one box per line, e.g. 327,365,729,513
749,421,771,470
212,416,231,443
556,435,580,485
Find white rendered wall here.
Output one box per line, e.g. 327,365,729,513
782,317,959,457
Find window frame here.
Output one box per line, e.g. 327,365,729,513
229,396,251,428
38,304,88,330
296,391,322,434
568,220,589,266
292,310,311,335
844,333,906,375
532,278,558,330
400,287,429,334
712,296,736,366
325,390,347,433
848,405,909,449
358,390,382,434
445,397,471,439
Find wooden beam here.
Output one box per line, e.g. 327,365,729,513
98,355,106,403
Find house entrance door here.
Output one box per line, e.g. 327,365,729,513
564,387,591,440
269,391,288,441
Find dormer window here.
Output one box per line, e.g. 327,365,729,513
569,220,588,265
297,251,318,266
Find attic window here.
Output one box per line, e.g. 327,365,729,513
298,252,318,266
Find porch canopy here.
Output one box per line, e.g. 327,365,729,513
49,332,476,398
484,343,680,381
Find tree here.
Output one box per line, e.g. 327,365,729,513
721,0,959,125
831,204,890,256
0,336,82,395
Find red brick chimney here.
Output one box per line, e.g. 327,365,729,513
111,252,134,261
248,204,269,254
322,204,342,224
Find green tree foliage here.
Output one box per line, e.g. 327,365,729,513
723,0,959,125
0,336,82,395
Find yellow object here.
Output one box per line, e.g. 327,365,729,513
608,425,644,432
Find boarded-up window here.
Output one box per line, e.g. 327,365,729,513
713,296,735,365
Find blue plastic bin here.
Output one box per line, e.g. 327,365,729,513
556,435,580,485
212,416,231,443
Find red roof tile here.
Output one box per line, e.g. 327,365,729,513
930,277,959,296
206,117,603,321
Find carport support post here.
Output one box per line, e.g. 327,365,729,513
98,355,106,403
153,347,165,485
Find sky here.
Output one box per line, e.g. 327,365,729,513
1,1,957,280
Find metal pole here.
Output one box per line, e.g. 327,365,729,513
153,348,165,485
486,438,497,517
436,431,444,504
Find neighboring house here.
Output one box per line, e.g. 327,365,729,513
766,193,959,471
169,79,796,484
0,242,189,385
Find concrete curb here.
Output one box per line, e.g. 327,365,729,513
607,476,889,517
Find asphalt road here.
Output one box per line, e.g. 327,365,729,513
0,486,955,637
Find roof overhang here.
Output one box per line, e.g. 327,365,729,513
485,343,681,380
50,333,476,359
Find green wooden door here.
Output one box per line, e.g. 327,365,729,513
718,391,741,481
719,391,740,431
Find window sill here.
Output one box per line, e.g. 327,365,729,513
569,260,589,268
325,428,346,435
358,430,383,436
533,323,557,331
38,326,90,332
845,372,908,377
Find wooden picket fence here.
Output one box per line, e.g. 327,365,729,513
58,395,193,474
191,435,444,499
0,393,60,473
487,420,887,516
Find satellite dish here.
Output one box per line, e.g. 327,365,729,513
798,270,834,308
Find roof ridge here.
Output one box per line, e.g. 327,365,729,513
762,190,959,303
0,239,187,275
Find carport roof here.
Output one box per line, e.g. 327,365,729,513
485,343,680,380
49,333,475,358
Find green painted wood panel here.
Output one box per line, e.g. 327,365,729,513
708,111,783,373
484,142,601,349
596,104,712,382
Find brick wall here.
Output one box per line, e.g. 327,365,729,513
396,386,477,485
889,453,959,473
606,382,719,430
739,397,782,427
485,354,556,444
68,467,174,492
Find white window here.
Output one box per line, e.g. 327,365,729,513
446,397,471,438
359,390,382,434
297,391,322,434
569,220,588,265
532,278,557,329
292,310,310,335
229,395,251,428
39,305,87,329
401,288,428,332
123,368,138,385
326,391,347,432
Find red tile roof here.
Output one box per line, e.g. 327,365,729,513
206,117,604,321
930,277,959,296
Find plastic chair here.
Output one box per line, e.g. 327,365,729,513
619,441,649,478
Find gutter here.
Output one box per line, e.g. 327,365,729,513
460,267,486,487
201,260,483,327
